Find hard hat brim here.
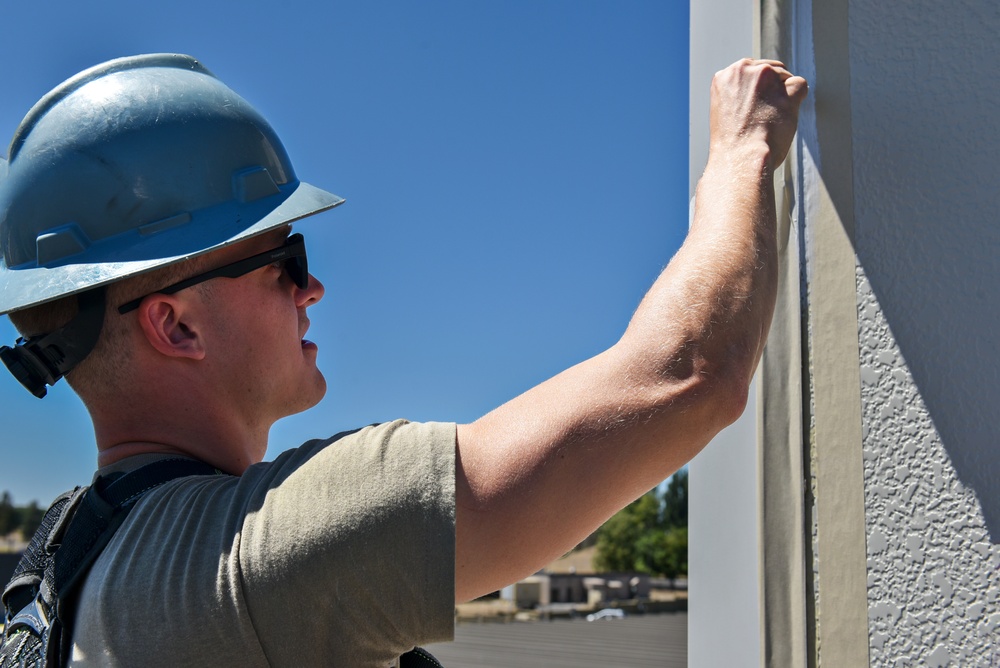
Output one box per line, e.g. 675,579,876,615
0,181,343,316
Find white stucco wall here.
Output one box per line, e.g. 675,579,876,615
848,0,1000,663
688,0,761,665
689,384,761,668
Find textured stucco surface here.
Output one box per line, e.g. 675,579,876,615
858,268,1000,665
849,0,1000,534
848,0,1000,664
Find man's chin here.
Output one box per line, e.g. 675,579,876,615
277,369,327,420
301,372,328,412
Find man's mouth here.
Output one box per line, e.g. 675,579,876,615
299,317,311,346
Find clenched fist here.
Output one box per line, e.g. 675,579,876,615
709,59,808,169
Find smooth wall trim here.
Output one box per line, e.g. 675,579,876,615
757,152,809,668
757,2,809,667
806,0,871,664
807,168,870,667
759,0,871,665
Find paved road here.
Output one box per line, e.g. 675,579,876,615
423,612,687,667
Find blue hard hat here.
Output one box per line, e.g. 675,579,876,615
0,53,343,315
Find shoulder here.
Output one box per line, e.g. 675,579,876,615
239,422,458,660
252,419,456,485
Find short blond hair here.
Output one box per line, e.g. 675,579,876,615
8,258,209,402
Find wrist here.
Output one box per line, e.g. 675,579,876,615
707,136,774,174
704,143,776,190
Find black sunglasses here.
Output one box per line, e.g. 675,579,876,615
117,233,309,314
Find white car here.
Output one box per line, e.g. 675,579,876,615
586,608,626,622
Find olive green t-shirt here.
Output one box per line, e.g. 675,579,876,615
69,420,456,667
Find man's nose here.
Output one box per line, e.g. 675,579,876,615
298,272,325,307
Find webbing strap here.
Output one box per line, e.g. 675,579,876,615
54,459,223,594
99,459,221,506
3,457,228,667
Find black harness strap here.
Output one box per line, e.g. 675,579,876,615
2,458,221,667
400,646,446,667
52,459,221,597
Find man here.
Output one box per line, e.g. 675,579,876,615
0,54,806,665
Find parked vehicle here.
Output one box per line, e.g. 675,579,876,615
586,608,626,622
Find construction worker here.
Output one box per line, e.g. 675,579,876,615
0,54,806,665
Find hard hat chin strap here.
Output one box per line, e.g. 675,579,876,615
0,288,106,398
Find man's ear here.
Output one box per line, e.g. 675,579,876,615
136,295,207,360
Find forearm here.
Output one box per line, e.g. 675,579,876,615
455,59,805,602
455,153,779,599
521,141,782,511
620,140,779,426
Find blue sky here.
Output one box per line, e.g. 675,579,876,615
0,1,690,504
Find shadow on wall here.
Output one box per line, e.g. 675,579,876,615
853,228,1000,542
854,268,999,541
809,0,1000,541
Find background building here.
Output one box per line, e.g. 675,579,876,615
689,0,1000,665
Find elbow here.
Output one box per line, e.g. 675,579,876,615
653,345,755,432
704,339,758,428
677,365,751,432
708,370,752,427
695,333,759,428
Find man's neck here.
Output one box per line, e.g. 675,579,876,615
96,439,264,475
91,394,270,476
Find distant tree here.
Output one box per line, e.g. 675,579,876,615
594,471,689,579
662,468,688,528
636,526,687,583
18,501,44,538
0,493,47,539
0,491,16,536
595,491,660,572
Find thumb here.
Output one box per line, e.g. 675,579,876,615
785,75,809,103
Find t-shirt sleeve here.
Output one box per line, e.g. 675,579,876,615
237,420,456,666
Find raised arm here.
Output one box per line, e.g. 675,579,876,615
454,59,808,602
